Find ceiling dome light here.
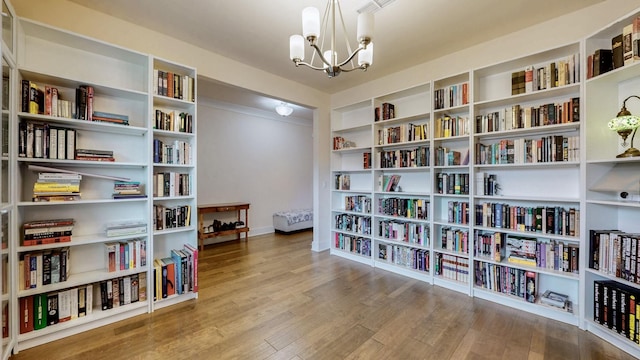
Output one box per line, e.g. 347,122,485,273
276,103,294,117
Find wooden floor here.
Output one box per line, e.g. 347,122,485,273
10,231,638,360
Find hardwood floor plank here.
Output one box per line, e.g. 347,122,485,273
10,231,639,360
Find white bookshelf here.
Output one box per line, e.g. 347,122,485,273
583,8,640,357
3,16,198,353
150,57,198,309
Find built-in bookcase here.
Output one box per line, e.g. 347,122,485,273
583,9,640,357
432,73,471,294
330,43,585,336
3,17,198,354
471,42,582,326
1,1,15,358
150,57,198,310
330,100,374,264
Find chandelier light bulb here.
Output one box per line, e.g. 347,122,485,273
302,7,320,40
289,35,305,61
358,42,373,66
357,12,374,44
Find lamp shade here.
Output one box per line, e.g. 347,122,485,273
358,42,373,66
302,7,320,39
608,115,640,131
357,12,374,44
289,35,305,61
324,50,335,67
276,103,293,117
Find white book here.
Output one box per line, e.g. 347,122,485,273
49,127,58,159
58,289,71,322
123,276,132,305
57,128,66,160
86,284,93,315
69,287,78,320
66,129,76,160
34,126,43,158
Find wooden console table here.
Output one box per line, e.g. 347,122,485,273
197,202,250,250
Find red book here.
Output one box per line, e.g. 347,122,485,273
19,296,34,334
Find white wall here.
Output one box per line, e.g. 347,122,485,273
197,99,313,241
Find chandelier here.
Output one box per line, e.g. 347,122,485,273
289,0,374,78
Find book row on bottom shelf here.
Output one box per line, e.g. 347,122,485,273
18,272,146,335
435,253,470,282
593,280,639,344
152,244,198,301
377,242,430,273
334,233,371,257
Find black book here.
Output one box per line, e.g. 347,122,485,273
47,293,59,325
593,49,613,76
612,34,624,69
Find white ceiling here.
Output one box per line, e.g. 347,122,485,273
67,0,603,119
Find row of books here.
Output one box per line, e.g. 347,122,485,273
334,234,371,256
435,253,470,282
475,98,580,134
152,138,192,165
590,230,640,284
437,172,470,195
344,195,371,214
153,172,191,197
447,201,470,225
475,203,579,237
474,261,537,303
434,115,469,138
434,147,468,166
334,173,350,190
19,283,97,334
376,122,428,145
379,242,430,272
22,217,74,246
20,81,93,120
18,121,75,160
99,273,146,310
511,54,579,95
475,135,580,165
434,82,469,110
19,248,70,290
587,16,640,79
332,136,356,150
334,213,372,235
505,235,579,273
377,219,429,246
379,146,430,168
377,197,429,220
378,174,401,192
153,69,195,102
374,102,395,122
113,181,145,199
475,172,497,196
153,244,198,300
474,231,504,262
440,227,469,254
154,109,193,133
593,280,640,344
105,239,147,272
153,204,192,231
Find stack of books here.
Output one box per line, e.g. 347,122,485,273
22,218,74,246
92,111,129,126
540,289,572,313
32,172,81,202
104,220,147,237
75,148,115,162
112,181,146,199
506,235,537,266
